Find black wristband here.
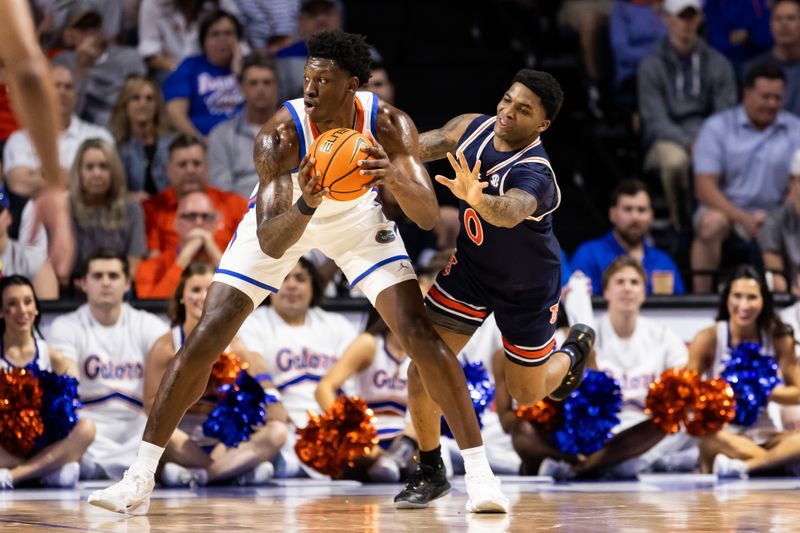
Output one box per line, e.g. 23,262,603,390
296,196,317,216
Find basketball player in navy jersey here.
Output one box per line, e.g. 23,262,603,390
90,30,508,515
393,70,596,507
0,0,74,285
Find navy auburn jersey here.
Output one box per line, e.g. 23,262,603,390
453,114,562,288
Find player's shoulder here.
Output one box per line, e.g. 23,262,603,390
254,105,299,167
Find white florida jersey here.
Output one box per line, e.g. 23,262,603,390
279,91,380,218
0,337,52,372
237,306,358,428
352,334,409,441
594,314,688,432
46,304,168,459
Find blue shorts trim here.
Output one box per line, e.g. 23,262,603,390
349,254,411,289
215,268,279,293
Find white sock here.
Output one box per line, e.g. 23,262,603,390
134,441,165,476
460,445,493,478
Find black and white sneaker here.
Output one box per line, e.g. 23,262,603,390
393,464,450,509
549,324,596,401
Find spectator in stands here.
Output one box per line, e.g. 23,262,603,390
143,134,246,256
208,54,278,198
137,0,241,80
0,275,96,490
366,63,395,104
46,0,124,46
237,257,358,477
0,186,58,299
48,249,169,480
109,75,174,202
274,0,342,102
234,0,300,52
744,0,800,117
688,265,800,478
68,139,147,281
530,257,695,480
760,149,800,295
51,8,146,128
163,9,245,139
144,262,286,487
557,0,615,118
571,179,685,295
691,63,800,293
3,63,113,199
638,0,737,229
704,0,773,70
608,0,666,105
136,192,223,298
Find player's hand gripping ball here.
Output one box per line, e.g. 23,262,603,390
308,128,377,201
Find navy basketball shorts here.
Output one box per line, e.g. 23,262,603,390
425,256,561,367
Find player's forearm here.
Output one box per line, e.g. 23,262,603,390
419,129,456,163
389,181,439,230
471,193,532,228
257,205,312,258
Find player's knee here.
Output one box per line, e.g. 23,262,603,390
510,384,545,408
267,421,289,448
395,314,437,354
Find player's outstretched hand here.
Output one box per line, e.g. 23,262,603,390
436,150,488,207
359,131,397,188
297,153,327,208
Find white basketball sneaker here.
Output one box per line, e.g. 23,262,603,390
463,473,509,513
88,464,155,515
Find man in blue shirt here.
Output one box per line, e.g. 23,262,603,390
692,62,800,292
571,179,685,295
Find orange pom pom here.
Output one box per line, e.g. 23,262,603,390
207,352,248,397
294,396,378,478
517,399,560,432
0,368,44,456
685,378,736,436
646,368,700,434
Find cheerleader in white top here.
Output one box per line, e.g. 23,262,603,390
0,276,95,489
316,309,414,482
688,265,800,478
144,263,287,486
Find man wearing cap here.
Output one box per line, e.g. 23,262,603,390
760,149,800,295
638,0,737,229
51,7,145,127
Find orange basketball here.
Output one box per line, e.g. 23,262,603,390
308,128,377,201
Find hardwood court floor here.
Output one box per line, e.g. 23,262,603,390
2,475,799,532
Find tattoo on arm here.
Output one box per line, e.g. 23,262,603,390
473,188,538,228
418,114,475,163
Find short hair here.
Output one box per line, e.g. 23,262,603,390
198,10,242,50
168,134,206,158
773,0,800,11
168,262,216,326
743,62,786,89
307,31,372,86
512,69,564,121
610,179,649,207
601,256,647,291
82,248,130,279
237,53,277,83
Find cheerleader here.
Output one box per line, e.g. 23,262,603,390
144,263,287,486
0,275,95,488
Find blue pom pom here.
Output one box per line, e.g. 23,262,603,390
553,370,622,456
441,361,496,439
33,369,81,450
721,342,781,427
203,371,276,447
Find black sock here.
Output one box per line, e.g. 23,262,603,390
419,446,443,470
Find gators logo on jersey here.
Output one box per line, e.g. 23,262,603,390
375,229,396,243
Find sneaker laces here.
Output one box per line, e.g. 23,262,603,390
404,465,436,490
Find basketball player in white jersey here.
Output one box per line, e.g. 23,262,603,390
237,257,356,478
0,0,74,283
48,250,168,480
535,257,695,480
90,30,507,514
687,265,800,478
146,262,286,487
0,275,95,489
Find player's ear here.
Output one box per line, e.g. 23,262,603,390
347,76,360,93
538,118,551,134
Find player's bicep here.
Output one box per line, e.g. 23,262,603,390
419,113,480,163
505,188,538,217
